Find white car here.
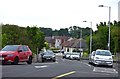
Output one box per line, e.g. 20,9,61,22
65,53,71,59
89,50,113,67
69,53,80,61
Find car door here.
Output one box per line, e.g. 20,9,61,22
23,46,29,60
18,46,25,61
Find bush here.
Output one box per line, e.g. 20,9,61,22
50,47,60,53
83,52,89,57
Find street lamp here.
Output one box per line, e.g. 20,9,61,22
79,29,82,57
83,21,92,54
98,5,111,51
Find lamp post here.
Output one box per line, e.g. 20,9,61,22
80,29,82,57
98,5,111,51
83,21,92,54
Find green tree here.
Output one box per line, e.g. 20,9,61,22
87,21,120,54
2,24,45,54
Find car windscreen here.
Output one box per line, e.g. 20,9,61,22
96,51,111,56
44,52,54,55
1,45,19,51
66,53,71,55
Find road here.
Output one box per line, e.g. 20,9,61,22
1,57,118,79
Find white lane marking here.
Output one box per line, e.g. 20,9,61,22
80,61,92,67
33,62,58,65
93,68,95,71
55,62,58,63
93,67,118,74
35,65,48,68
83,63,92,67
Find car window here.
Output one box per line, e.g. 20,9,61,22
19,46,24,51
96,51,111,56
23,46,29,51
1,45,19,51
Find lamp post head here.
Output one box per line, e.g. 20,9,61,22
83,21,87,22
98,5,104,7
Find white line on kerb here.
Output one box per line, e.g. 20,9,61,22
93,67,118,74
35,65,48,68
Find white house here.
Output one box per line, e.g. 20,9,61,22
55,39,62,48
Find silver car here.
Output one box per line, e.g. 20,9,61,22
69,53,80,61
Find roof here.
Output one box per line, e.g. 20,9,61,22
45,36,70,44
45,37,54,43
62,38,87,49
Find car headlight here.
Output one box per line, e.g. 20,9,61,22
7,54,14,57
52,55,55,57
108,58,112,60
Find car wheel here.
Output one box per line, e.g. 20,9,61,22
12,57,19,65
53,59,56,62
109,65,113,68
27,56,32,64
89,61,92,64
42,59,44,62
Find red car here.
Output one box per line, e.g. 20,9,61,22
0,45,33,64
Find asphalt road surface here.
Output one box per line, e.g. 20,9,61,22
1,57,118,79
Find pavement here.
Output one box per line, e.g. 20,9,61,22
1,56,119,79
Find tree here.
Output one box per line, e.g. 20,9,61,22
2,24,45,54
87,21,120,54
40,27,53,36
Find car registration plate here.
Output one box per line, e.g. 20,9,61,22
101,61,106,63
46,58,51,59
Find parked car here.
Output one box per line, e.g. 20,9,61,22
89,50,113,67
63,53,71,59
89,51,96,63
0,45,33,65
69,53,80,61
41,50,56,62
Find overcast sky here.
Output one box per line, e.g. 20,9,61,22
0,0,119,31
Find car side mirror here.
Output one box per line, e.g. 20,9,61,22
18,50,22,52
